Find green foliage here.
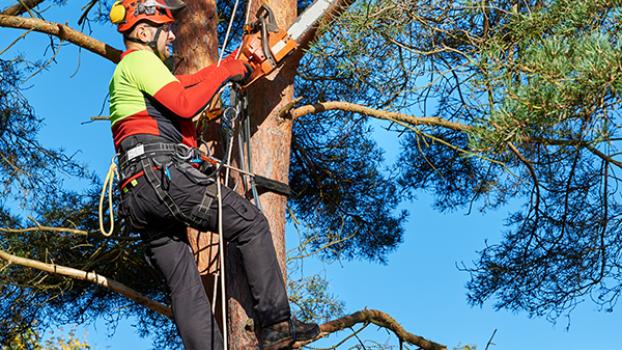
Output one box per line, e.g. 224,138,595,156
2,327,90,350
288,274,345,323
289,0,415,263
361,0,622,319
0,58,95,208
472,1,622,150
289,116,407,262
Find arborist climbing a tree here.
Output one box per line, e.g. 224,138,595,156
106,0,320,348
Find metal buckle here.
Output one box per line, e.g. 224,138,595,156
174,143,193,161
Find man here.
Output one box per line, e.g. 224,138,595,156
107,0,320,348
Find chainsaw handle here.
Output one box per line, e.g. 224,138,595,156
260,13,278,68
235,4,300,88
255,5,279,33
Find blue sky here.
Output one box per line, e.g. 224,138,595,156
2,2,622,349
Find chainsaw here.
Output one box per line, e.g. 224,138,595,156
238,0,335,86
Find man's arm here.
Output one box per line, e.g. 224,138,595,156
175,50,240,87
131,51,248,118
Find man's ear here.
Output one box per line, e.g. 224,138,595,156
136,26,146,41
133,25,151,42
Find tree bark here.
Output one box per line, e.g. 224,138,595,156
1,0,45,16
0,15,121,62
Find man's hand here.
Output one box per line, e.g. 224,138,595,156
223,60,252,84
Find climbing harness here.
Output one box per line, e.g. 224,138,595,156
97,140,289,235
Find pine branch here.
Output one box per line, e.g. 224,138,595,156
0,14,121,63
0,248,173,318
0,246,443,349
286,0,358,67
293,308,447,350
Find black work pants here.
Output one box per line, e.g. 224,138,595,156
121,159,291,350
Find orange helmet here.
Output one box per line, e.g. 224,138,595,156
110,0,185,33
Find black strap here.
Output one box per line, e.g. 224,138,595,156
140,158,219,229
141,157,193,223
195,184,215,222
122,25,165,60
148,26,165,60
125,36,147,45
253,175,291,197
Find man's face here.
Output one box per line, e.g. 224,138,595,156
155,24,176,59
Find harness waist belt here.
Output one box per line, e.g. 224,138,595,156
118,142,201,182
118,142,196,170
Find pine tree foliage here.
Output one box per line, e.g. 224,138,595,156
292,0,622,318
0,58,93,207
322,0,622,318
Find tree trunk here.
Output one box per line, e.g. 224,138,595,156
175,0,297,348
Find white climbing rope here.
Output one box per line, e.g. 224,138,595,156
216,169,228,350
98,156,119,237
218,0,241,65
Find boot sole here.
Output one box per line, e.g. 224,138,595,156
262,336,294,350
294,326,320,342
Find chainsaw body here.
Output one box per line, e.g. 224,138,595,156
238,5,298,87
237,0,334,87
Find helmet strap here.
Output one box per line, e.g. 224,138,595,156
125,36,148,45
148,26,165,61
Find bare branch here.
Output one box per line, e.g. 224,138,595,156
90,115,110,121
484,329,497,350
293,309,447,350
289,101,471,132
0,225,88,236
0,247,440,349
507,142,540,213
0,14,121,63
529,137,622,170
0,248,173,318
1,0,44,16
